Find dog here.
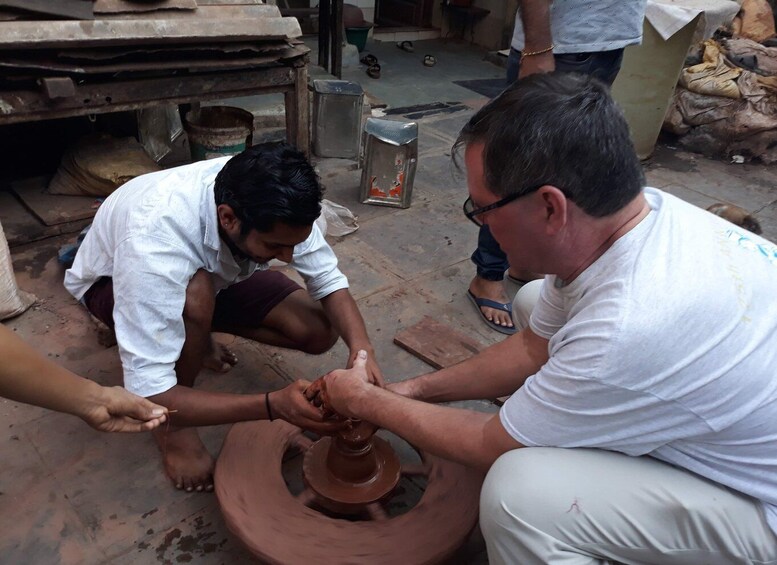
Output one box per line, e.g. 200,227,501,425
706,203,763,235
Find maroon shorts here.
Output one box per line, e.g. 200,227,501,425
82,270,302,330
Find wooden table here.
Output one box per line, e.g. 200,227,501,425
0,57,311,155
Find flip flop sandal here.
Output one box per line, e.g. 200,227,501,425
397,40,414,53
423,54,437,67
366,63,381,79
360,53,378,66
467,290,517,335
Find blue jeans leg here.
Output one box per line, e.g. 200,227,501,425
472,225,508,281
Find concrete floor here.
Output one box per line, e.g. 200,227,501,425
2,38,777,565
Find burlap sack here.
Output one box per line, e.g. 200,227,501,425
0,219,36,320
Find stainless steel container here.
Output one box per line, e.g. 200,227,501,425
312,79,364,159
359,118,418,209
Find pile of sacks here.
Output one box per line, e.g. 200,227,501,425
48,133,161,197
663,0,777,162
0,220,35,321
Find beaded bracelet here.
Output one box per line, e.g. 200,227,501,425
521,44,554,59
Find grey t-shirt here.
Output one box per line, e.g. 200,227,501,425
501,187,777,534
511,0,647,53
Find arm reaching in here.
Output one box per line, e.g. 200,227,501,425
322,351,524,471
517,0,555,79
387,327,549,404
320,288,384,386
0,325,168,432
148,379,345,434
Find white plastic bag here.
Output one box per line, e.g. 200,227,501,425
315,199,359,237
0,220,36,320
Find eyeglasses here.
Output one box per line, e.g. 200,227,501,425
463,184,545,226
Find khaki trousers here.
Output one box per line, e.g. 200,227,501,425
480,448,777,564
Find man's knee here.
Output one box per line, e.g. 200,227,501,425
298,316,339,354
183,270,215,326
480,448,563,537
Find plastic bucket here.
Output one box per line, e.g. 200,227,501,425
183,106,254,161
345,26,372,52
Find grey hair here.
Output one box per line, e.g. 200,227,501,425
454,72,644,217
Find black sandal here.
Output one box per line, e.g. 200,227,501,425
397,40,414,53
360,53,378,66
367,63,381,79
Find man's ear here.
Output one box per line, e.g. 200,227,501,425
217,204,238,231
537,186,568,236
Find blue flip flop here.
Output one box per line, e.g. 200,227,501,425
467,290,517,335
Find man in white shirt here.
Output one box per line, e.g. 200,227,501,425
315,74,777,563
65,142,380,493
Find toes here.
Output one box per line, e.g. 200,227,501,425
219,345,238,366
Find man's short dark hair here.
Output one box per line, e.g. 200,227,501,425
455,72,644,217
214,142,323,233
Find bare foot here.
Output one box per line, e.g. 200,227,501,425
203,336,238,373
153,426,215,492
468,275,514,329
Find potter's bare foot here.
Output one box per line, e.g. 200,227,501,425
153,426,215,492
203,337,238,373
469,275,514,329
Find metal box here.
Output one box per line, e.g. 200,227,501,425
359,118,418,209
312,79,364,159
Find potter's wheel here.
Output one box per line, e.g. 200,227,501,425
215,419,482,564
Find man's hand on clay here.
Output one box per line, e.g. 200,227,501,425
347,346,384,387
273,380,346,433
518,51,555,79
80,385,168,433
322,350,373,419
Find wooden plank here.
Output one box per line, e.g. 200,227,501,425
99,4,279,19
10,177,98,226
94,0,196,14
0,190,91,248
394,316,511,406
393,316,486,370
197,0,265,4
0,44,308,74
0,18,302,49
0,0,93,20
0,65,298,124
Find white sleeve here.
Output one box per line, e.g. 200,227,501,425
112,235,197,397
528,278,567,339
290,223,349,301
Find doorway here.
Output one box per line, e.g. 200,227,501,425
375,0,434,28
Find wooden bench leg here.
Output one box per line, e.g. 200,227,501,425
285,63,310,157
